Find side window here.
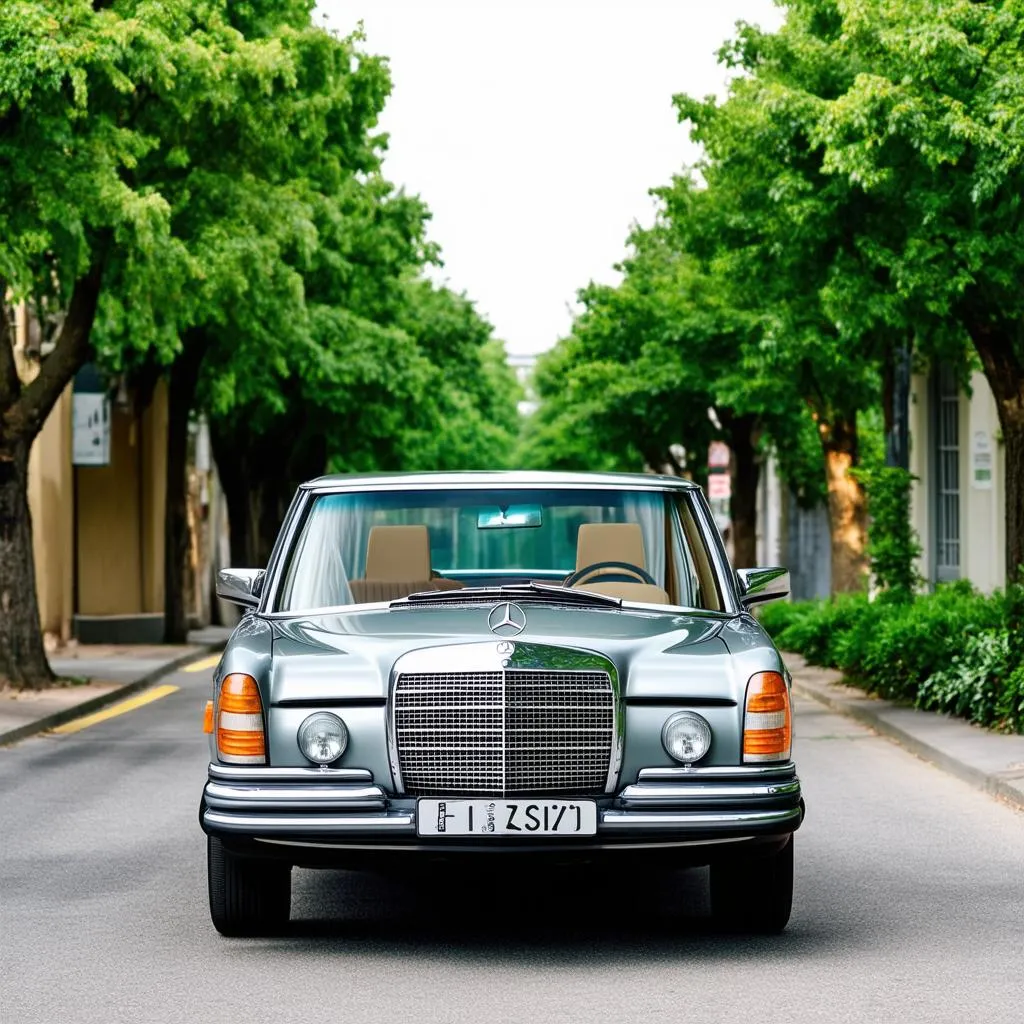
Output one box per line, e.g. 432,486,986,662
675,498,723,612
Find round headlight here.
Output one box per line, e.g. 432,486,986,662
297,713,348,765
662,711,712,764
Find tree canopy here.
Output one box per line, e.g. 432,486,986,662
1,0,521,683
527,0,1024,591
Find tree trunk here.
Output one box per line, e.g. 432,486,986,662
210,400,326,573
820,414,868,593
0,263,105,689
969,323,1024,587
1002,410,1024,587
163,336,205,643
726,414,760,569
0,441,54,689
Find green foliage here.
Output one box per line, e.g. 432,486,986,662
859,466,923,600
916,632,1019,731
389,285,522,472
771,593,871,666
764,582,1024,731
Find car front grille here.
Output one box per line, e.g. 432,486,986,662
393,669,616,796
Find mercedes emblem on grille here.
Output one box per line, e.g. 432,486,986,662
487,602,527,637
496,640,515,656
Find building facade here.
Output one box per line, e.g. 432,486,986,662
909,367,1006,593
13,303,169,643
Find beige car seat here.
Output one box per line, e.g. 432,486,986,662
349,525,463,603
571,523,670,604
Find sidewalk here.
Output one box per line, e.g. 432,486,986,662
0,626,233,747
787,652,1024,812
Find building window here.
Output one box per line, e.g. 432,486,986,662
932,364,960,582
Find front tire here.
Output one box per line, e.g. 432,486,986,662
208,836,291,937
709,835,794,934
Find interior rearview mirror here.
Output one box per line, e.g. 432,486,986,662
477,504,543,529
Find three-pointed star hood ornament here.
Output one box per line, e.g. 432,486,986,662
487,602,527,637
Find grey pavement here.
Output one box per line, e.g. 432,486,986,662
0,626,232,747
1,669,1022,1023
786,652,1024,812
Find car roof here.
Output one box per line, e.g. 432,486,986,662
300,470,699,492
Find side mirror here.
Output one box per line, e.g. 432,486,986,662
216,568,265,609
736,566,790,607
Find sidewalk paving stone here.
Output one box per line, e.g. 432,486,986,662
0,626,233,747
786,651,1024,813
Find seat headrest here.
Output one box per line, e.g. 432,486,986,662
365,525,432,582
575,523,646,571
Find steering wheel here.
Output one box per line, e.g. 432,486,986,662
563,560,657,588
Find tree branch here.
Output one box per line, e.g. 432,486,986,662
7,259,106,444
0,279,21,415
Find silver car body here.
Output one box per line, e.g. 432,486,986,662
200,472,802,869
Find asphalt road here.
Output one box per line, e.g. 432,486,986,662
2,664,1023,1024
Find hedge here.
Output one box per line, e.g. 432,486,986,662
759,582,1024,734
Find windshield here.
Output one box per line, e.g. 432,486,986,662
275,487,723,612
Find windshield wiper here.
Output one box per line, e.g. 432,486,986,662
393,581,622,608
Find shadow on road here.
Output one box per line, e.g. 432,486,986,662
268,863,851,962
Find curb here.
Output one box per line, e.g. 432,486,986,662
0,643,223,748
792,679,1024,814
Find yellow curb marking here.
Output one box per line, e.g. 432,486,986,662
183,654,220,674
51,685,180,735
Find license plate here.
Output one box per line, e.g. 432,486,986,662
417,798,598,837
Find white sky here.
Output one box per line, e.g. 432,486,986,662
316,1,784,356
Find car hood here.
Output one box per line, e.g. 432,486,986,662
263,603,746,705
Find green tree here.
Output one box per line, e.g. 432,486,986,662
0,2,208,686
395,281,522,473
519,203,820,569
798,0,1024,586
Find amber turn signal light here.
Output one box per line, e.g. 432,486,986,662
742,671,792,763
216,673,266,764
203,699,214,735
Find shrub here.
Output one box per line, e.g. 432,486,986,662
859,466,923,601
997,666,1024,734
771,593,872,667
756,600,808,637
917,631,1009,726
762,581,1022,730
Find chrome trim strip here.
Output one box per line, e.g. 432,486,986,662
300,479,697,495
204,782,386,812
203,810,415,834
600,806,802,830
618,780,801,807
637,763,796,782
208,763,373,784
687,490,741,614
260,487,310,613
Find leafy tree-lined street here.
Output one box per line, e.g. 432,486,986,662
2,3,1024,1018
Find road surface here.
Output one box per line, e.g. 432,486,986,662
1,663,1022,1023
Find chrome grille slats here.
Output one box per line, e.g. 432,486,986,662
394,668,615,796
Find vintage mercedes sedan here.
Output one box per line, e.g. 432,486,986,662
200,471,802,935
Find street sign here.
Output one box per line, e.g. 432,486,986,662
72,392,111,466
708,441,730,469
707,473,731,500
971,431,993,490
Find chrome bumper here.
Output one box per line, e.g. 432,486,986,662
201,762,802,844
604,764,802,833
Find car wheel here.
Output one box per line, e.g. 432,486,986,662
208,835,291,937
709,835,793,934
